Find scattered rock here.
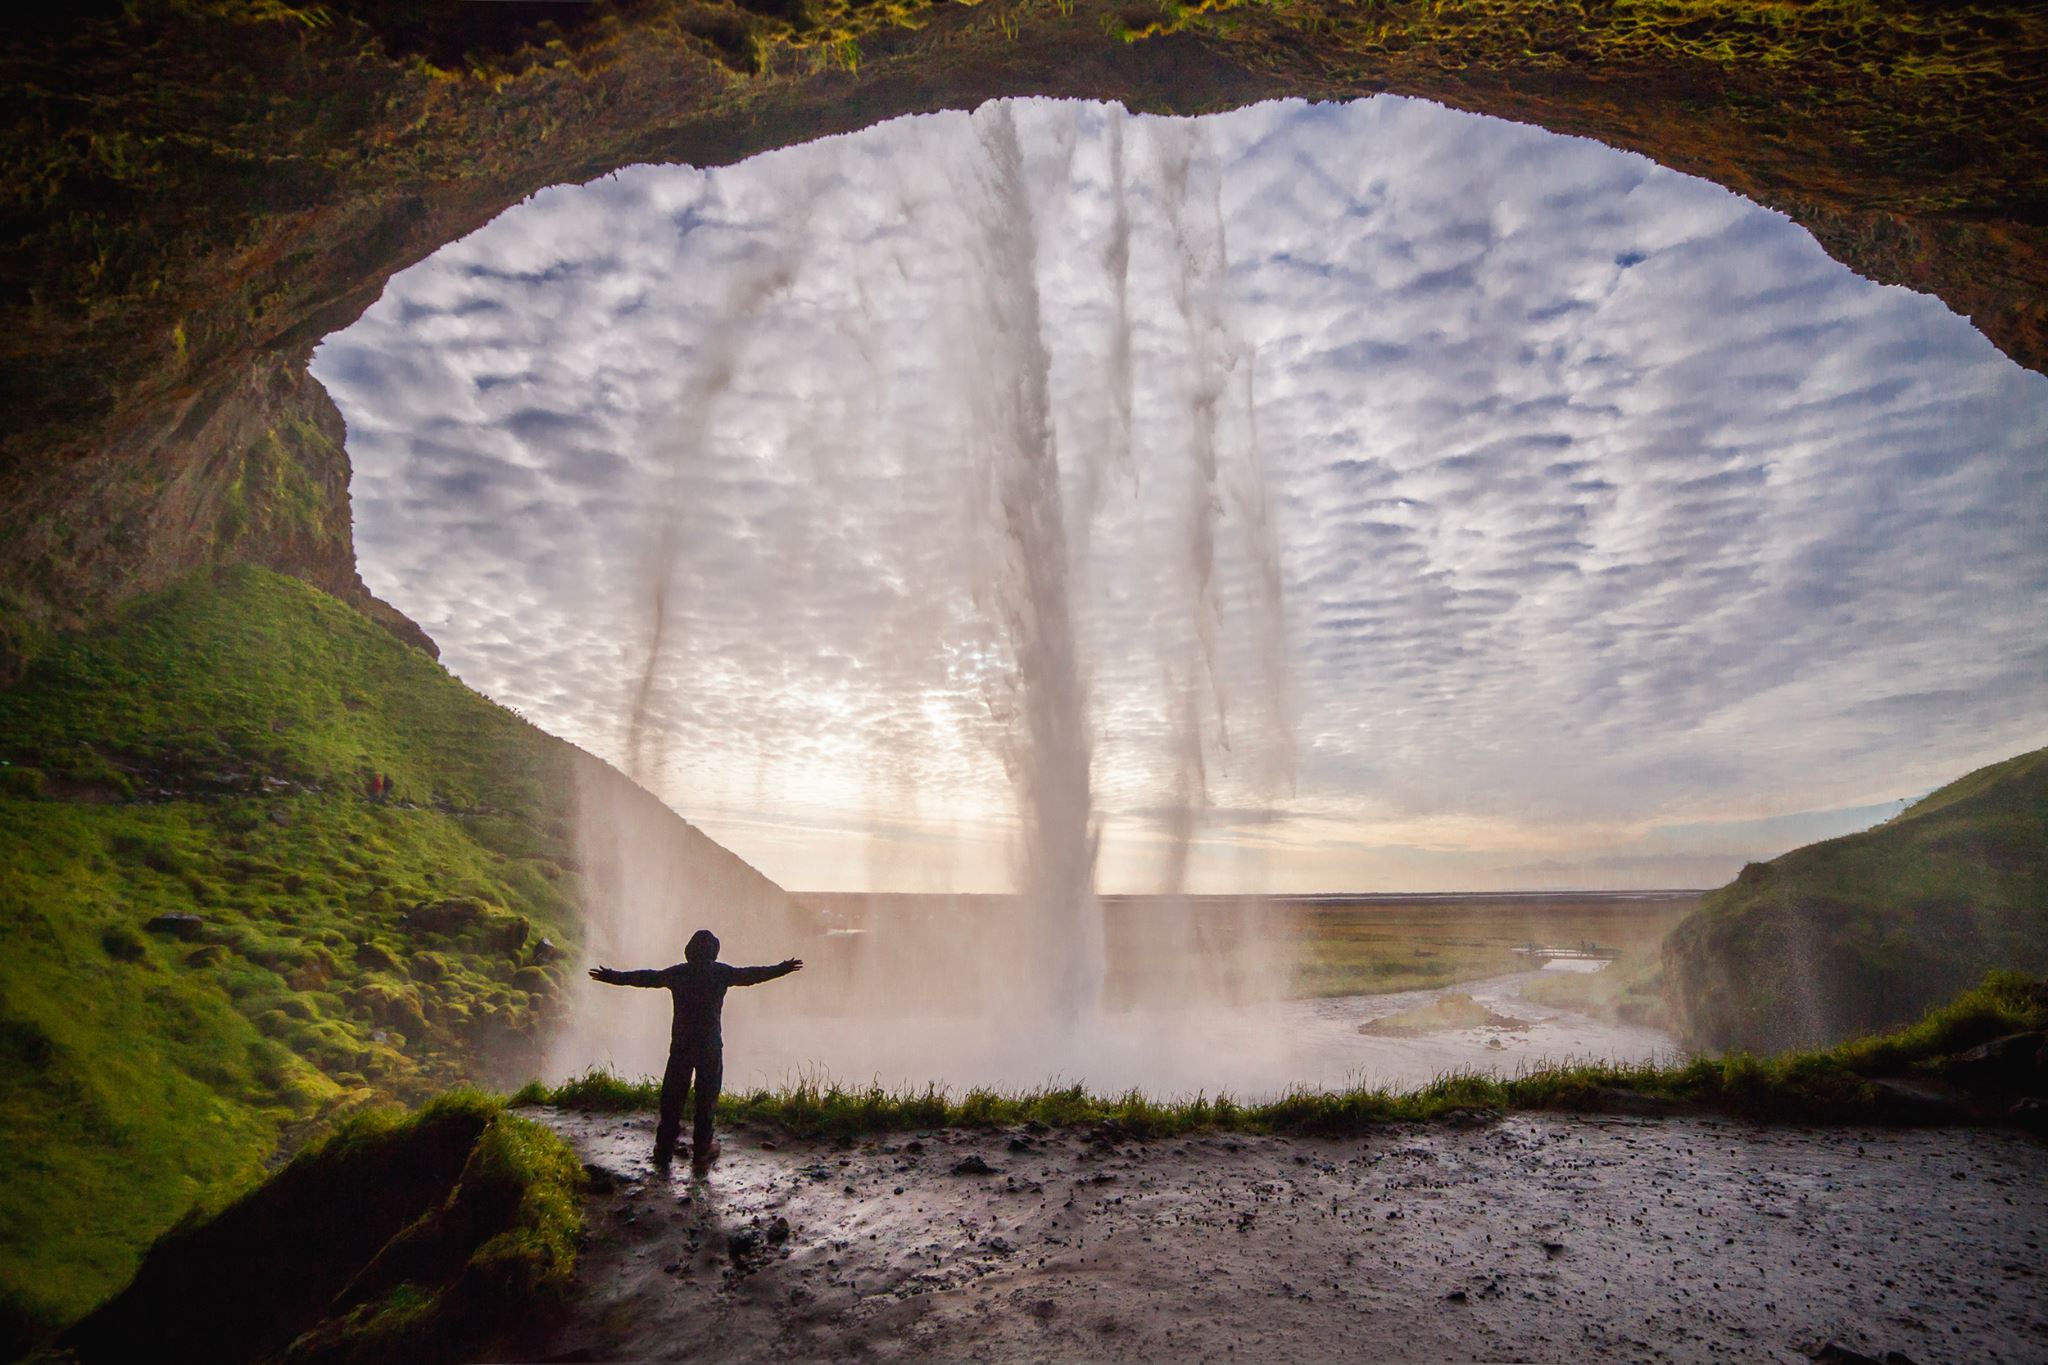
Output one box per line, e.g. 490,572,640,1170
767,1216,791,1245
1541,1241,1566,1257
951,1155,997,1176
1007,1136,1033,1153
144,913,205,940
529,936,561,965
1443,1289,1468,1304
267,806,291,826
582,1163,619,1193
728,1227,763,1264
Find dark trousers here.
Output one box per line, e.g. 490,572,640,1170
653,1038,722,1165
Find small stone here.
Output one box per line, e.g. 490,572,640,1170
951,1154,996,1176
662,1261,681,1274
767,1216,791,1244
1443,1289,1468,1304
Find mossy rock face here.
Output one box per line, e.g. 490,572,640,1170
56,1096,583,1365
406,897,494,934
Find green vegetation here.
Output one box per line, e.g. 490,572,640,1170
1518,953,1669,1027
525,971,2045,1138
57,1091,584,1365
1357,990,1524,1037
1664,747,2048,1054
0,566,587,1344
1287,894,1693,1004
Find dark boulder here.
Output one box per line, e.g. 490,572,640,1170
405,897,489,933
482,913,529,954
1945,1031,2046,1094
145,913,206,941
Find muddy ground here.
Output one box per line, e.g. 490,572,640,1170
530,1108,2045,1364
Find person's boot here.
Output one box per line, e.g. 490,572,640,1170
690,1140,721,1175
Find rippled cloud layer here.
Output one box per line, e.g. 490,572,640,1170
313,97,2048,892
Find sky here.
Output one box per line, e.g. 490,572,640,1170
311,96,2048,895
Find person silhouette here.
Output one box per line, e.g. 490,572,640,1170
588,929,803,1173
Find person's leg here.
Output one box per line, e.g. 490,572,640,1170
652,1047,688,1167
691,1046,723,1169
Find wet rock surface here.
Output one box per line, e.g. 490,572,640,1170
531,1108,2047,1363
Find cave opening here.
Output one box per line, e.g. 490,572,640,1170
308,95,2046,1095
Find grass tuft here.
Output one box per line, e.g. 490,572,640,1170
524,973,2044,1138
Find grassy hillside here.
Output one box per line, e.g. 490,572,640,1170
1664,747,2048,1054
0,565,791,1350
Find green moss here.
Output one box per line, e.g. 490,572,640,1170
56,1090,582,1365
0,568,588,1332
1664,747,2048,1052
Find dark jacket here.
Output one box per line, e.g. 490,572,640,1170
605,959,797,1046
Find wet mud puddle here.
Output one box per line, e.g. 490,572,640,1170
532,1108,2046,1363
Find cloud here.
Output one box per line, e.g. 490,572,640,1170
311,96,2048,893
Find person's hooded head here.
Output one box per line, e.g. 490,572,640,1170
684,928,720,964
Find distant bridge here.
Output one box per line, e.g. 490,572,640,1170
1512,943,1621,963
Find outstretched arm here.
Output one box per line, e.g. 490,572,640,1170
588,966,667,987
726,959,804,987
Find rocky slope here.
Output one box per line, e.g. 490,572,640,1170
1665,746,2048,1054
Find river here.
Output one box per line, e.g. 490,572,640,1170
700,963,1682,1100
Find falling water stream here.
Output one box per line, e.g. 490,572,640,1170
548,103,1679,1097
